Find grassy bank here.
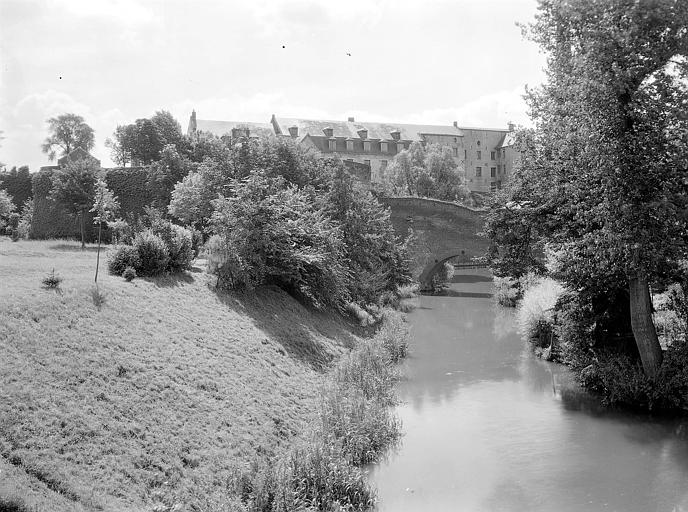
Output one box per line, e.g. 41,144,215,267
0,238,369,511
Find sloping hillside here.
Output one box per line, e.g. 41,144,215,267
0,239,360,511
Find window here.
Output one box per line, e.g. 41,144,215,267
381,142,388,153
477,140,481,147
490,167,496,177
501,148,506,158
491,151,496,160
464,150,467,159
364,141,371,152
397,143,405,153
475,166,482,177
453,147,458,157
328,139,336,151
476,150,481,160
346,140,354,151
364,159,370,166
490,181,497,191
381,160,388,169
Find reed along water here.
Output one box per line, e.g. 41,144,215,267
368,270,688,512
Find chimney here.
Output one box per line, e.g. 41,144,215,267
288,125,299,138
390,129,401,141
357,128,368,139
323,127,334,137
508,122,515,131
348,117,355,122
453,121,458,128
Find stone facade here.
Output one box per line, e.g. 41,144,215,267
187,111,517,193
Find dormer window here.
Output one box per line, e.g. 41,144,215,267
397,142,405,153
323,127,334,137
390,130,401,141
346,139,354,151
381,141,388,153
364,141,371,152
357,128,368,139
329,139,336,151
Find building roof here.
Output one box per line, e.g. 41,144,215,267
195,119,274,138
56,147,100,167
271,116,464,141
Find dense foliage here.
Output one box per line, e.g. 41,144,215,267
0,165,32,208
106,110,185,166
381,141,470,202
485,0,688,381
185,136,411,309
49,159,98,247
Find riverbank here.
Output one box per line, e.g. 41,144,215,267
0,238,367,510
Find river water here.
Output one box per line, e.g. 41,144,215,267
368,270,688,512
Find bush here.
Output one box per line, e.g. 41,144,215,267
16,198,33,240
153,221,194,271
494,276,519,307
42,269,62,289
108,245,141,276
189,225,204,258
123,266,137,281
133,230,170,276
516,277,565,346
581,340,688,411
397,283,419,299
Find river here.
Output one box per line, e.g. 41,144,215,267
368,270,688,512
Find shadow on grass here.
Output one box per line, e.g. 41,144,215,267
144,271,195,288
49,244,101,253
211,284,359,371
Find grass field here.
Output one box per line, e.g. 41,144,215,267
0,238,361,511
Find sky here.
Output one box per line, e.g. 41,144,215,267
0,0,547,171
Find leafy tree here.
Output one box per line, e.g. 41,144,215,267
108,111,184,166
151,110,183,148
90,179,120,282
147,144,195,207
210,174,347,308
488,0,688,377
49,160,98,248
0,189,15,230
383,142,469,201
41,114,95,161
325,164,412,302
105,125,136,167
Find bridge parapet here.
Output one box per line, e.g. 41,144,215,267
379,196,490,281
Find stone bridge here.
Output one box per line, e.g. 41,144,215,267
378,197,489,289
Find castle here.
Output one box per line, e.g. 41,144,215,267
187,111,518,193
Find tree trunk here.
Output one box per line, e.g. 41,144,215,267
629,275,663,378
80,211,85,249
95,222,102,283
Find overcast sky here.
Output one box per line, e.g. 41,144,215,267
0,0,546,170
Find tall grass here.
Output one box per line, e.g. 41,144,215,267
236,309,410,511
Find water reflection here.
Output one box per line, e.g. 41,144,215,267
370,270,688,512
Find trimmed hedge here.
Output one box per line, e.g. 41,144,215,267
31,166,154,241
31,169,97,240
105,167,153,219
0,166,32,208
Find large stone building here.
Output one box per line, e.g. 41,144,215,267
187,111,517,193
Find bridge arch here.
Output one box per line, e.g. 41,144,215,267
418,252,468,291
